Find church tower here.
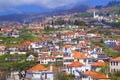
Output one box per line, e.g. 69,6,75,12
93,11,96,18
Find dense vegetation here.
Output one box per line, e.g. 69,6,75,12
0,54,36,79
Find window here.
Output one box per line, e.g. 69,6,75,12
84,59,86,62
116,62,118,66
111,62,113,65
114,69,116,72
114,62,116,66
73,70,74,73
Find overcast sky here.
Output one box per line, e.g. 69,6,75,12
0,0,116,15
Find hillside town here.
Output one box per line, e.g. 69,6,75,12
0,9,120,80
0,0,120,80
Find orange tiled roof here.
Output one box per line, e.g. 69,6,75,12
84,40,90,43
62,32,75,36
92,61,106,67
68,61,83,67
35,38,48,42
94,46,102,48
47,55,56,59
64,45,72,48
35,40,41,42
22,41,31,46
111,56,120,61
72,50,88,59
40,48,49,51
91,73,107,79
82,71,108,79
0,44,6,47
0,71,3,75
82,70,97,75
27,64,45,72
40,56,46,59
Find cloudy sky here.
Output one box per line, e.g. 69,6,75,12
0,0,113,15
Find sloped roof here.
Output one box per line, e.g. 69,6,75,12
72,50,88,59
111,56,120,61
68,61,83,67
82,71,108,79
82,71,97,75
27,64,45,72
92,61,106,67
91,74,107,79
64,45,72,48
22,41,31,46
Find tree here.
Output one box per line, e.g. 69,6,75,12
55,72,74,80
0,54,36,79
110,71,120,80
12,61,36,79
99,64,109,76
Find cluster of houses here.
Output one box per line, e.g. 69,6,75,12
0,27,20,38
0,26,120,80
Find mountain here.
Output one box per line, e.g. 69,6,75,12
105,1,120,7
0,5,91,23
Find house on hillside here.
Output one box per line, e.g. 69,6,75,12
110,56,120,72
63,45,75,55
104,38,118,48
91,60,106,72
66,61,91,78
0,44,6,55
26,54,36,61
26,64,58,80
81,70,110,80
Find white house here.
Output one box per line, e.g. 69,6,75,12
26,64,58,80
0,44,6,55
66,61,91,78
104,38,118,48
62,45,75,55
81,70,109,80
39,55,56,64
26,54,35,61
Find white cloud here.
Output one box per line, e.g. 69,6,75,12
0,0,86,11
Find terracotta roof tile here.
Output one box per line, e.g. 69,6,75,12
40,56,46,59
111,56,120,61
72,50,88,59
0,71,3,75
92,61,106,67
94,46,102,48
0,44,6,47
82,71,108,79
84,40,90,43
82,71,97,75
35,38,48,42
27,64,45,72
47,55,56,59
22,41,31,46
68,61,83,67
64,45,72,48
91,73,107,79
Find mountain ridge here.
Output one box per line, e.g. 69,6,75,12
0,5,91,22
